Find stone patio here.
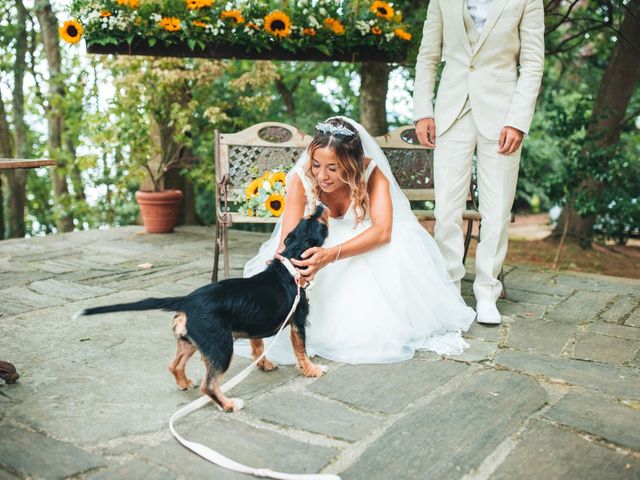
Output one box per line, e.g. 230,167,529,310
1,226,639,480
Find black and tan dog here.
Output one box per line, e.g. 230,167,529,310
76,205,329,412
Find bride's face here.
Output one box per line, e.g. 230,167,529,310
311,146,346,193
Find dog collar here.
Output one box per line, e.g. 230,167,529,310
278,257,307,288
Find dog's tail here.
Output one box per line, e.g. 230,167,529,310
73,296,185,320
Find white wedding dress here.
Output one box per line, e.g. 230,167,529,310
236,117,476,365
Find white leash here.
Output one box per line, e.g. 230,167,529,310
169,259,340,480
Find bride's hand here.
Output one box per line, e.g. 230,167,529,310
290,246,336,282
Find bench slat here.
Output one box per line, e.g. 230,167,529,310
0,158,56,169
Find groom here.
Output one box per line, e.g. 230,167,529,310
413,0,544,324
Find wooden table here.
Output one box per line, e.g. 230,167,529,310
0,158,55,383
0,158,56,169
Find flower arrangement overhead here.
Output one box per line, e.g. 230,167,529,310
63,0,413,63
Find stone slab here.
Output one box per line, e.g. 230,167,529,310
573,332,639,365
500,287,564,306
496,299,548,319
506,318,577,355
446,338,497,362
0,423,106,479
342,370,547,480
547,290,617,324
544,389,640,450
247,392,380,442
27,278,113,301
308,359,468,413
588,322,640,340
140,414,337,479
499,269,576,297
553,272,640,295
463,321,502,341
496,350,640,400
0,286,66,314
87,460,177,480
492,420,639,480
600,295,639,324
626,308,640,327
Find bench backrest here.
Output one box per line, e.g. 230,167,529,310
215,122,435,208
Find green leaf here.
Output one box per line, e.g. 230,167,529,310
148,37,157,47
187,38,196,50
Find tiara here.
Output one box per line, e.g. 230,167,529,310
315,122,356,138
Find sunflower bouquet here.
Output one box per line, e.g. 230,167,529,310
64,0,412,59
240,169,288,218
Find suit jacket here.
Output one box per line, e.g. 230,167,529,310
412,0,545,140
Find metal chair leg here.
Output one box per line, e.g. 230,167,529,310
223,224,230,279
212,222,221,283
462,219,474,265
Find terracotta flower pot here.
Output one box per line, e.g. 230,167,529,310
135,189,184,233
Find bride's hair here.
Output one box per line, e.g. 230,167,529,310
304,118,369,224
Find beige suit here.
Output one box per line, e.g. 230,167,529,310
412,0,544,303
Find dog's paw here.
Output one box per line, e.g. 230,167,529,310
298,363,327,378
230,398,245,412
257,358,278,372
215,398,245,413
177,379,195,391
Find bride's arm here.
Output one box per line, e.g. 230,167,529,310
291,168,392,280
277,172,307,253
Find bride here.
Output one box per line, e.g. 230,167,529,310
237,116,476,366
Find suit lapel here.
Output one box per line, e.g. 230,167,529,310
473,0,509,55
451,0,473,57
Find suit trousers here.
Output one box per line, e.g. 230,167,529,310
433,111,521,303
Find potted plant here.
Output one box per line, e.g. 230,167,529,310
107,57,220,233
134,136,185,234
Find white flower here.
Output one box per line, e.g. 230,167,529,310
385,32,395,42
308,16,320,28
319,7,327,16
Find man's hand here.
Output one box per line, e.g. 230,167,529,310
498,126,524,155
416,118,436,148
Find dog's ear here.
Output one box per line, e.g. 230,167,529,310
310,204,325,220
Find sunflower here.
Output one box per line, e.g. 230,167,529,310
100,10,111,17
245,178,262,199
270,171,287,186
265,193,285,217
220,10,245,25
394,28,412,41
159,17,181,31
264,11,292,38
116,0,139,8
371,26,382,35
370,1,394,20
323,18,345,35
186,0,212,9
303,27,316,36
59,20,83,44
192,20,207,28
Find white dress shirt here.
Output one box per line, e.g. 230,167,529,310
467,0,493,32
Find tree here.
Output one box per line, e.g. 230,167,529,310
35,0,75,233
547,0,640,245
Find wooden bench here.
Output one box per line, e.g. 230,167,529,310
0,158,56,169
213,122,496,292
